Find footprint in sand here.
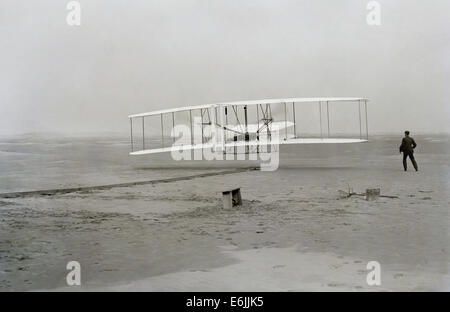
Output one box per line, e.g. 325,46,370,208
393,273,404,279
272,265,285,269
327,282,346,288
329,264,342,269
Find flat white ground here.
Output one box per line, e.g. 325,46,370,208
0,135,448,291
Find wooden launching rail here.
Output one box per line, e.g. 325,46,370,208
0,168,258,199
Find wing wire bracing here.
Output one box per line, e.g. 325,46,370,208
128,98,369,156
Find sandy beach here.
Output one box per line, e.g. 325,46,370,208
0,135,449,291
2,0,450,298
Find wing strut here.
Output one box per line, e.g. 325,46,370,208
292,102,297,138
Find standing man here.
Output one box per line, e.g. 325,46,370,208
399,131,418,171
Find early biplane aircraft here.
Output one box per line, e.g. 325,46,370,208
128,97,369,158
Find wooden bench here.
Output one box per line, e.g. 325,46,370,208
222,188,242,209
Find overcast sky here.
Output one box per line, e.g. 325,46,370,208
1,0,449,135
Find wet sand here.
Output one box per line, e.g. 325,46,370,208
0,135,449,291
